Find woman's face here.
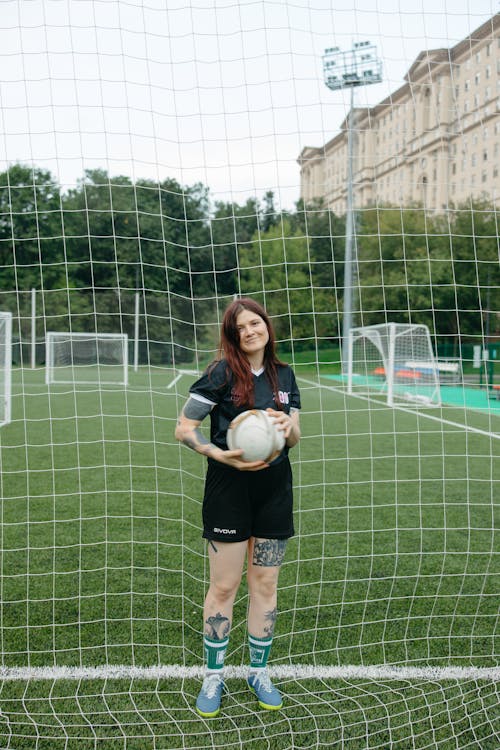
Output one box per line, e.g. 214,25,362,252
236,309,269,359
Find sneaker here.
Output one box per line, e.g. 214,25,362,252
196,673,224,717
247,671,283,710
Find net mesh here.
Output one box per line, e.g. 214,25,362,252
0,1,498,748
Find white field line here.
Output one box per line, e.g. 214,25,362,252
0,664,498,682
167,369,200,390
299,377,500,441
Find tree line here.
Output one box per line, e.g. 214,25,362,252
0,163,497,365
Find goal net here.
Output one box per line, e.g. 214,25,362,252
0,311,12,427
0,2,498,749
347,323,442,406
45,332,129,386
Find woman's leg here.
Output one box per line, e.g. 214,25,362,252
245,537,287,709
204,539,247,634
247,537,286,638
202,539,247,668
196,539,248,717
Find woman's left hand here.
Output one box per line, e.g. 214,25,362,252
266,408,293,439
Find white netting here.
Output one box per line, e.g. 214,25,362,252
0,1,498,748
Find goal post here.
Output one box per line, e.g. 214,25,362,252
0,311,12,427
45,332,129,386
347,323,442,406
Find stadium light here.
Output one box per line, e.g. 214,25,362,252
323,42,382,373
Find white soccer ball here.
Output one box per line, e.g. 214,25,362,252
227,409,286,463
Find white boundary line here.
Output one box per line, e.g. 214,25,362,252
0,664,498,682
167,369,200,390
300,377,500,441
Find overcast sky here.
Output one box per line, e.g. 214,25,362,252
0,0,497,208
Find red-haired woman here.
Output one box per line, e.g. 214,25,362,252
175,298,301,717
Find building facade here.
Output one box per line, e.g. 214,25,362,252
298,15,500,213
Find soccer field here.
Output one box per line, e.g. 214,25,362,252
0,366,498,749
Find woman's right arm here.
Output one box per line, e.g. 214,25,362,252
175,397,267,471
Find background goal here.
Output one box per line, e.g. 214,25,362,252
347,323,442,406
45,332,129,386
0,2,498,749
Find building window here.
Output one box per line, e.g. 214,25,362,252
486,65,491,79
475,73,480,85
464,80,470,91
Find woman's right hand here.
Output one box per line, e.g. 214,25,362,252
175,410,268,471
214,447,269,472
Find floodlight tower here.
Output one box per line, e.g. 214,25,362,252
323,42,382,372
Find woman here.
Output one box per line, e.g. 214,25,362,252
175,298,301,717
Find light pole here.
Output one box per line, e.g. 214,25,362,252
323,42,382,372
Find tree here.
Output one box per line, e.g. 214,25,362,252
0,163,66,341
238,218,338,351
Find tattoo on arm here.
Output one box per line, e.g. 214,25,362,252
252,539,287,567
263,607,278,637
205,612,230,640
182,427,217,456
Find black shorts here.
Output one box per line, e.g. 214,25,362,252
202,457,294,543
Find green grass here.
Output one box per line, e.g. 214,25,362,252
0,366,498,749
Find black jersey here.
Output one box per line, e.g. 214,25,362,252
189,359,301,459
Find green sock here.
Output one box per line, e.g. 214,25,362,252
248,633,273,669
203,635,229,671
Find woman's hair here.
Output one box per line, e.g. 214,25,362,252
215,297,285,408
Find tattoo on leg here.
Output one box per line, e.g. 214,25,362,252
253,538,287,567
264,607,277,637
205,612,230,640
209,539,218,553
